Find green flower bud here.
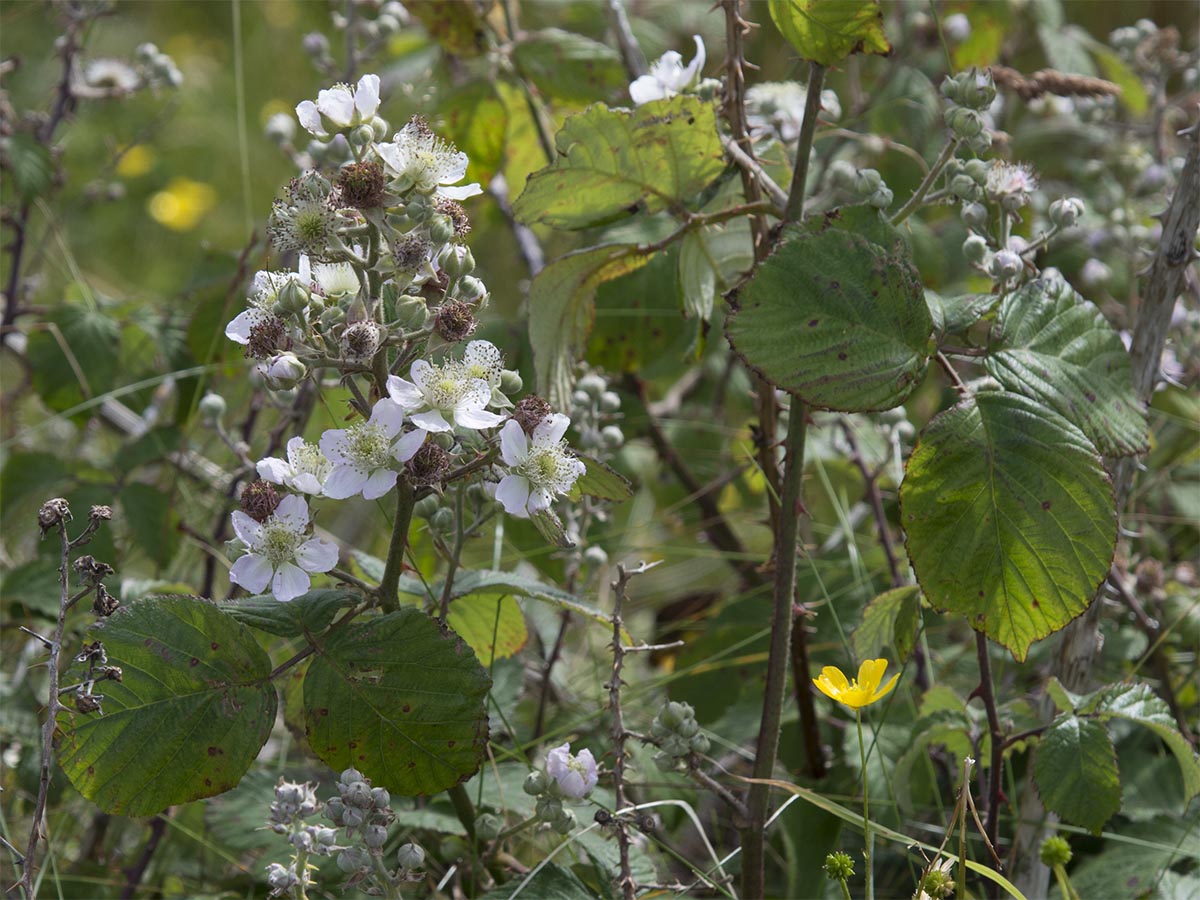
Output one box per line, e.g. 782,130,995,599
363,824,388,848
950,174,982,202
475,812,503,841
599,390,621,412
259,353,307,391
499,369,523,394
523,770,550,796
536,794,563,823
351,124,375,147
319,305,347,329
653,751,678,772
371,786,391,809
961,201,988,229
427,214,455,244
274,278,310,317
198,392,226,424
371,116,389,141
962,233,989,264
854,168,884,196
945,107,984,138
430,507,454,533
394,295,430,331
1039,835,1072,867
960,70,996,109
1048,197,1085,228
413,495,440,520
868,186,893,209
397,842,425,871
600,425,624,449
583,545,608,568
338,848,367,873
676,717,700,738
823,850,855,881
939,75,964,104
963,159,989,183
689,733,711,754
438,244,475,279
578,373,607,398
456,275,488,304
553,808,577,835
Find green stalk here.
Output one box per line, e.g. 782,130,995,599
378,480,415,613
857,711,874,900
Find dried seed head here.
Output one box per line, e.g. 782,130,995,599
338,160,387,209
246,316,290,360
240,479,282,523
512,395,553,434
404,441,450,486
433,300,477,343
74,555,115,584
74,692,104,714
38,498,72,537
89,504,113,523
93,584,120,617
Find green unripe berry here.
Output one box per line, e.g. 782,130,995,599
1039,835,1072,867
199,392,226,424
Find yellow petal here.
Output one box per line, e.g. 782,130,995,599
869,671,900,705
813,675,841,701
858,658,887,692
820,666,850,692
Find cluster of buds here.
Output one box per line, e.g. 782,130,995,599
940,68,995,153
264,779,338,898
570,373,624,456
650,701,710,772
852,168,893,211
323,768,427,887
521,742,598,835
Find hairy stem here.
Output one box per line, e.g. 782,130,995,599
890,138,959,225
378,480,415,613
857,712,874,900
974,633,1005,872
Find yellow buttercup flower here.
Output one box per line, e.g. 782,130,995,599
813,659,899,709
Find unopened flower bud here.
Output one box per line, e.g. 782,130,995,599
325,797,346,822
258,352,307,391
945,106,984,138
523,770,550,796
266,862,296,891
429,507,454,534
868,186,893,209
689,732,711,754
583,546,608,568
600,425,624,449
342,807,364,828
1048,197,1085,228
397,842,425,871
394,295,430,331
960,201,988,229
302,32,330,58
963,159,989,183
438,244,475,278
499,369,523,394
199,391,226,424
371,786,391,809
990,249,1023,281
553,808,577,835
337,848,367,873
475,813,503,841
456,275,488,304
427,214,455,244
950,173,982,202
599,390,621,412
960,70,996,109
939,76,963,104
273,279,310,317
363,824,388,848
577,373,606,398
536,795,563,822
854,168,883,196
963,234,989,264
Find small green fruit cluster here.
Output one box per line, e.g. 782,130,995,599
651,701,710,772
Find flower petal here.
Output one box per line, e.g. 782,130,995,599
316,86,355,128
411,410,452,432
410,358,435,389
289,472,325,495
273,494,310,531
438,183,483,200
230,552,273,594
499,420,529,466
295,537,339,573
230,511,264,547
527,486,553,512
355,73,380,119
323,465,369,499
369,398,406,437
870,671,901,704
295,100,325,136
319,428,350,463
394,428,426,463
858,659,887,693
362,468,398,500
682,34,706,86
629,76,667,106
455,407,504,430
272,562,310,602
386,375,423,410
225,308,265,344
495,474,530,517
820,665,850,692
534,413,571,445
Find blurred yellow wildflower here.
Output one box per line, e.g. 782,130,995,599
813,658,899,709
116,144,155,177
148,177,217,231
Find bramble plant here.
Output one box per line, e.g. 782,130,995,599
2,1,1198,899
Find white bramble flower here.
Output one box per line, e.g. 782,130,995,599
495,414,585,518
386,355,504,433
296,73,380,138
545,743,598,799
258,437,332,495
374,116,482,200
986,161,1038,211
83,59,140,93
319,399,423,500
629,35,705,106
459,340,503,389
229,495,338,602
225,262,311,345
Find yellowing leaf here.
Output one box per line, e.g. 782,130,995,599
768,0,891,67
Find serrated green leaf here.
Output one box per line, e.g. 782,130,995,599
900,392,1116,660
446,593,528,665
304,608,491,796
55,597,276,815
852,586,921,663
1084,682,1200,802
767,0,891,67
927,290,998,336
528,243,650,409
512,29,627,103
987,279,1147,456
678,219,755,321
514,97,724,230
6,132,54,200
568,454,634,502
726,226,933,411
223,588,358,637
1034,715,1121,832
